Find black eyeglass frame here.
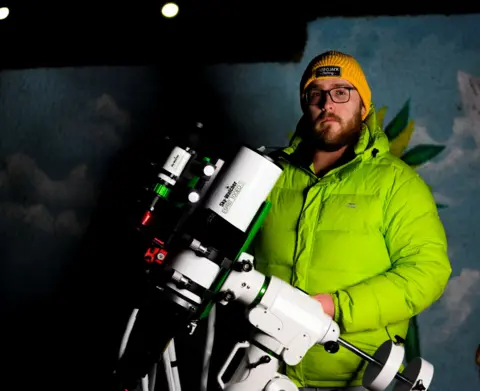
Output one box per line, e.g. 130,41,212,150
304,86,356,105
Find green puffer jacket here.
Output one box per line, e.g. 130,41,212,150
252,105,452,388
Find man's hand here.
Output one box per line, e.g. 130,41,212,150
312,294,335,318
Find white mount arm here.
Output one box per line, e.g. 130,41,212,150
215,253,434,391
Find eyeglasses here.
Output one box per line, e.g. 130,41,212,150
305,87,355,105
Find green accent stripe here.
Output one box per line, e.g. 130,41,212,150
188,176,200,188
198,201,273,319
235,201,272,261
154,183,170,198
249,276,270,309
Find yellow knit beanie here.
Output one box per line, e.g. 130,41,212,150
300,50,371,120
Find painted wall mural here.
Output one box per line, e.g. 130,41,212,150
0,12,479,391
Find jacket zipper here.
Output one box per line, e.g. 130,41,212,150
279,154,363,287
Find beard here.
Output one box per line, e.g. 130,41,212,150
305,110,363,152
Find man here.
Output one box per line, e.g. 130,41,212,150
252,50,452,390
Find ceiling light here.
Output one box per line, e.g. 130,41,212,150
161,2,179,18
0,7,9,20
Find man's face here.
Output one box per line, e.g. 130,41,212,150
303,78,366,152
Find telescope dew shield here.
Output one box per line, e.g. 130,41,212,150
204,146,283,232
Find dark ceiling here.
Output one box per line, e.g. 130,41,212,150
1,1,480,69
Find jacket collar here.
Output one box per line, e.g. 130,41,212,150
277,103,390,167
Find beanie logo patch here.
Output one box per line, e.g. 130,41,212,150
315,66,341,77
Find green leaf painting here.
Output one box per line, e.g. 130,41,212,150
378,100,447,209
384,99,411,141
401,144,446,167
